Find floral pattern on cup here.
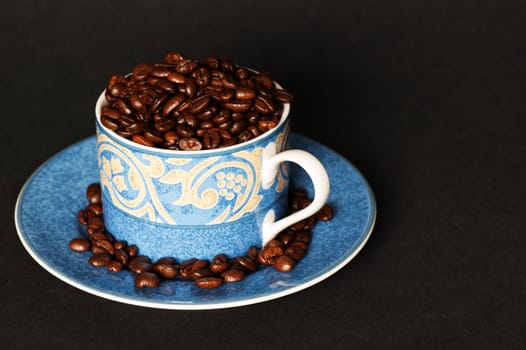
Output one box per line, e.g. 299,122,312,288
97,127,289,226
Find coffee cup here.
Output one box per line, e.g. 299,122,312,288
95,84,330,261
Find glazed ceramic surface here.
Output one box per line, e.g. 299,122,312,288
15,133,375,310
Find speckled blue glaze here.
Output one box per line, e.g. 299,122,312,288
15,133,376,310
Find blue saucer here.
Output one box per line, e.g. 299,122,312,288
15,133,376,310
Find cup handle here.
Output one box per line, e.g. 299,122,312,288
260,145,330,246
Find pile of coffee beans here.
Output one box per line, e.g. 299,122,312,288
101,52,293,151
70,184,333,289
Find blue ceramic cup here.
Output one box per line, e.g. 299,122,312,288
95,90,330,260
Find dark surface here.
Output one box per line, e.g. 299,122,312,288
1,1,525,349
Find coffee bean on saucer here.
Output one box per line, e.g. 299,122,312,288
316,203,334,221
153,263,179,280
86,183,101,204
69,238,91,252
89,253,112,267
195,277,223,289
135,272,160,288
107,260,123,272
274,255,296,272
221,269,245,283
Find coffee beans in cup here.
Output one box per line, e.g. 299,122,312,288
101,52,293,150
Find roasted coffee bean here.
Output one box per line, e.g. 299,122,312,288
274,255,296,272
132,63,151,80
238,129,253,143
89,231,106,241
179,137,202,151
126,244,138,258
127,121,146,135
89,253,112,267
229,120,247,135
109,82,126,98
86,183,101,204
155,257,178,265
164,130,180,145
206,56,220,69
257,116,279,132
258,240,284,265
101,116,119,130
221,269,245,283
118,114,137,127
224,100,251,112
295,231,312,244
285,245,307,261
135,272,160,288
189,95,211,114
176,59,197,74
303,215,318,231
165,52,184,64
194,67,211,86
178,258,198,279
210,261,230,274
78,209,88,225
153,263,179,279
289,240,308,251
132,134,155,147
176,123,195,138
101,107,121,121
150,66,173,78
144,128,164,144
91,245,107,255
247,246,260,262
154,118,177,133
113,99,133,116
156,79,177,93
114,249,129,266
162,94,186,117
95,239,115,255
217,89,235,102
273,89,293,103
290,196,312,211
185,77,198,97
203,129,221,149
235,67,250,80
114,241,127,250
195,277,223,289
129,261,153,274
316,204,334,221
69,238,91,252
277,230,295,246
191,268,214,280
289,219,307,232
128,256,151,271
255,74,273,90
235,256,257,272
220,137,238,148
107,260,123,272
235,87,256,100
86,203,103,216
199,120,215,131
254,94,274,114
87,216,104,232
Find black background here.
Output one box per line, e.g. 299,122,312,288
1,1,525,349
